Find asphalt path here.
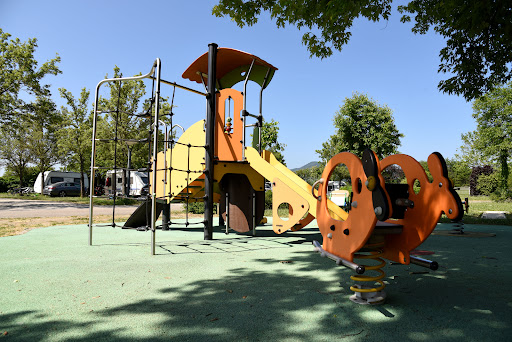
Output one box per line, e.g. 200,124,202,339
0,198,142,218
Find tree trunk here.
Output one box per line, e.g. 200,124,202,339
499,151,509,192
40,169,46,194
18,166,24,187
79,155,85,198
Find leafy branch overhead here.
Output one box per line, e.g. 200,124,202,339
0,28,61,123
213,0,512,101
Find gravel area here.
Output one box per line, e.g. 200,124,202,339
0,198,184,218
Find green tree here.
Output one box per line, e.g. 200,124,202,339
0,166,39,191
58,87,92,197
445,158,471,187
213,0,512,100
316,92,403,162
463,82,512,194
94,67,173,183
95,67,152,172
260,119,286,165
295,165,323,185
0,29,61,123
457,131,491,168
26,96,64,193
0,125,32,187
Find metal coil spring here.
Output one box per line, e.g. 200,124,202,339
349,239,387,305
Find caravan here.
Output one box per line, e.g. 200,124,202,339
34,171,89,194
105,170,148,197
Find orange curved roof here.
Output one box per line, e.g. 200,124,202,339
182,47,278,89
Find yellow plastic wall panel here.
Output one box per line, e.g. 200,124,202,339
245,147,348,221
167,120,206,203
150,120,206,204
151,150,167,200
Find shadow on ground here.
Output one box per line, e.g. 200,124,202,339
1,223,511,341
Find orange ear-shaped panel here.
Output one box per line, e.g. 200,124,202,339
428,152,463,221
380,153,462,264
272,178,310,234
316,152,377,262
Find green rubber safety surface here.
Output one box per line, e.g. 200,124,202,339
1,220,511,341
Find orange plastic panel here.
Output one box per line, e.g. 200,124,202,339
215,89,244,162
289,213,315,231
380,153,462,264
316,152,377,262
272,177,310,234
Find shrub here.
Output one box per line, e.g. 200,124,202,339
0,175,19,192
185,201,217,214
476,172,499,196
490,188,512,202
470,165,494,196
265,190,272,209
186,201,204,214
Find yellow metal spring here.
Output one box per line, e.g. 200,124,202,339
349,238,387,304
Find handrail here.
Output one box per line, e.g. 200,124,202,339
149,76,206,96
312,178,324,200
242,59,256,160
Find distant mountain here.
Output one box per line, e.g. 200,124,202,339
291,161,320,172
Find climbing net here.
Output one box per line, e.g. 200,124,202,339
89,73,156,229
88,59,210,253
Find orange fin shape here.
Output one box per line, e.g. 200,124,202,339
272,177,310,234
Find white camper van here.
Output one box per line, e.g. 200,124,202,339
34,171,89,194
106,170,148,196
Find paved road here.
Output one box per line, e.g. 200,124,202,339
0,198,141,218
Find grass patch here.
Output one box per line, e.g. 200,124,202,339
440,195,512,225
0,215,131,238
264,208,293,218
0,210,206,238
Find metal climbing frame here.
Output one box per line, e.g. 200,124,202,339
88,57,209,255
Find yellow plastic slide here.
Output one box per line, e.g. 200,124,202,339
245,147,348,232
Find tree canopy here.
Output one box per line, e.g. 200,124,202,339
0,28,61,123
94,67,174,174
0,124,32,187
58,87,92,197
26,96,64,192
213,0,512,100
316,92,403,162
259,119,286,164
461,82,512,194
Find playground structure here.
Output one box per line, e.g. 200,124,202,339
88,44,465,305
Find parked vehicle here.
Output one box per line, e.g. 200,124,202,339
105,170,148,196
327,180,347,192
34,171,89,194
7,187,34,195
43,182,83,197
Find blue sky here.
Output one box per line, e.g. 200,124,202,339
1,0,474,170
